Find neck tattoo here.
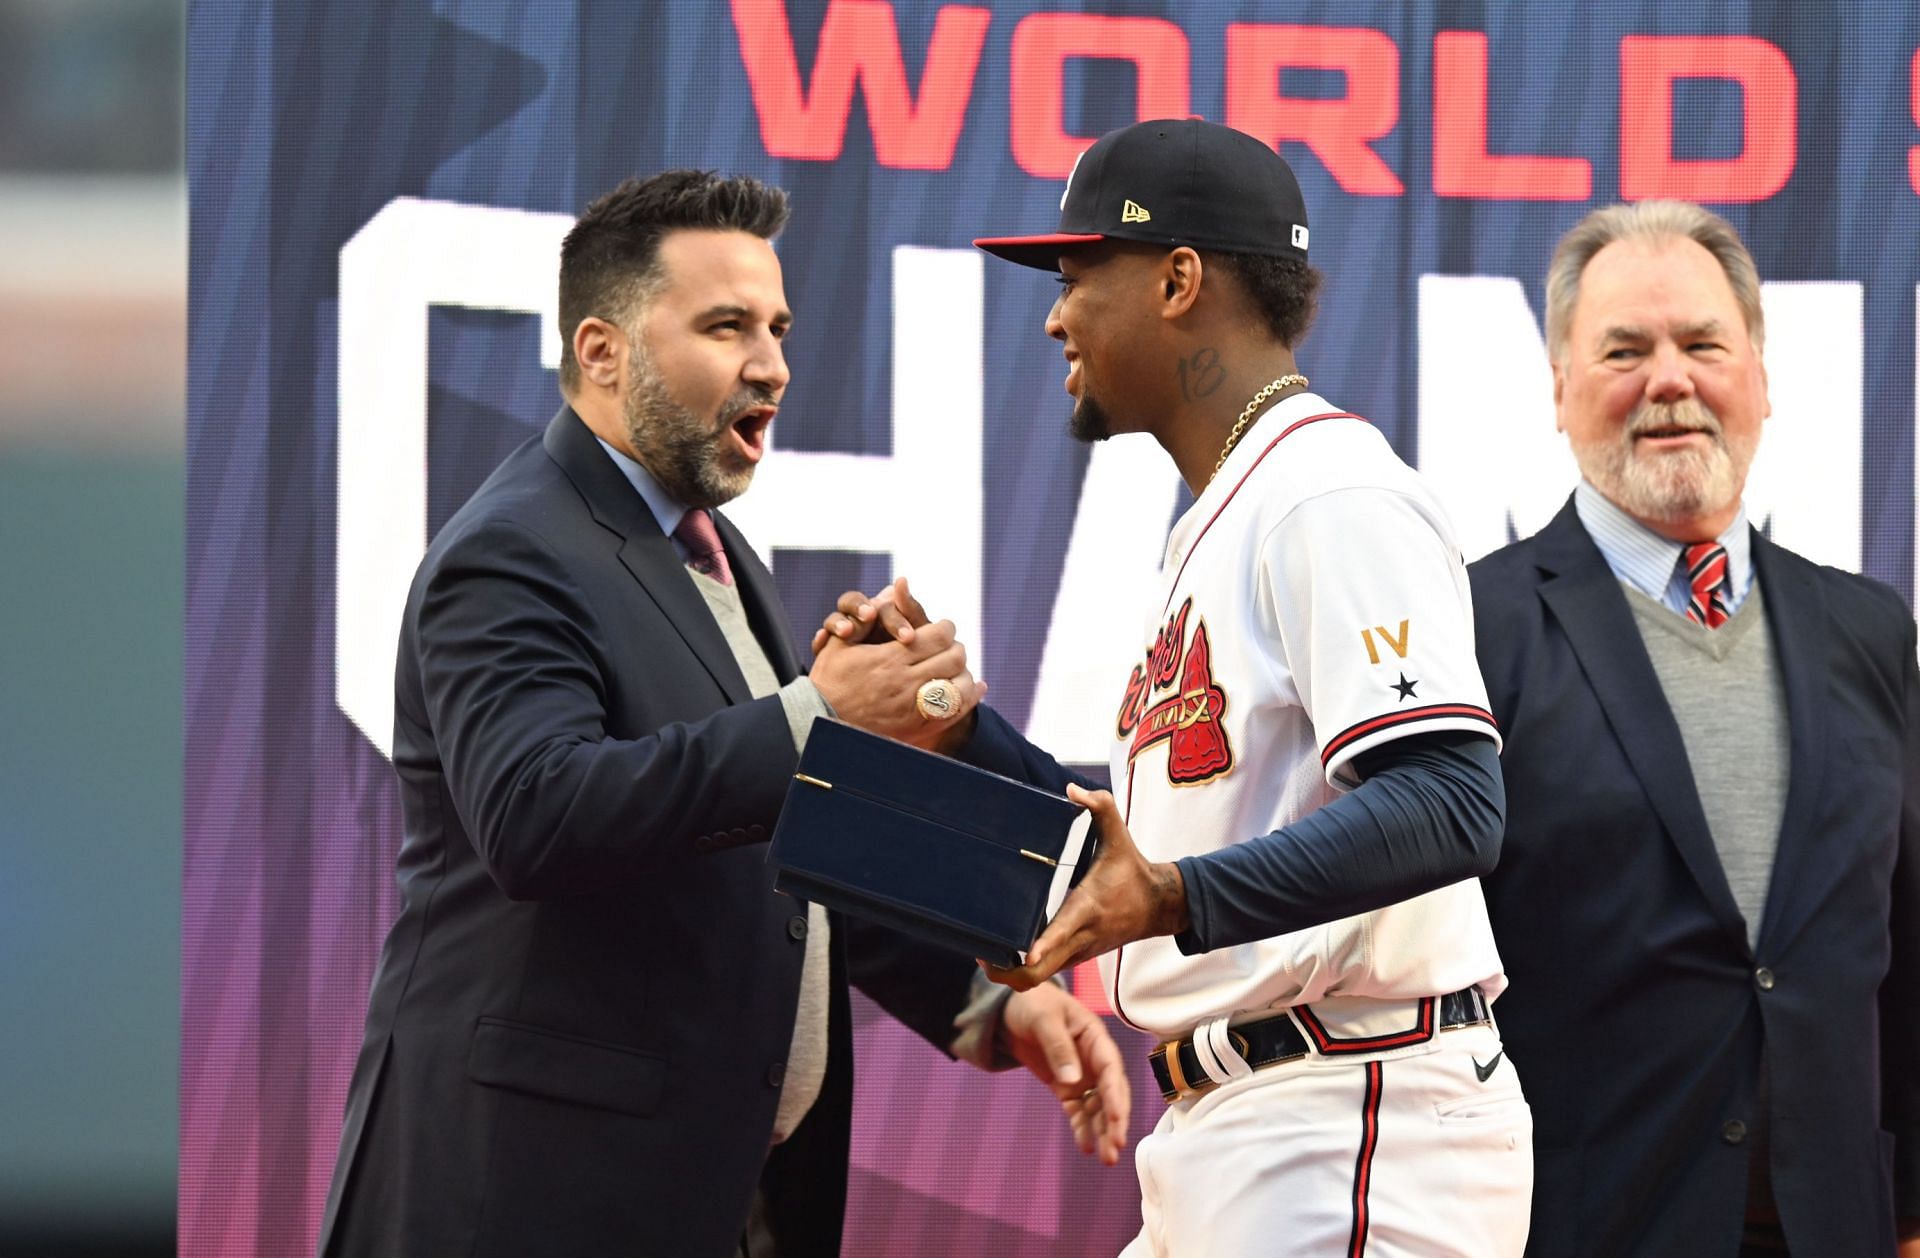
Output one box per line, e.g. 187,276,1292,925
1210,374,1308,483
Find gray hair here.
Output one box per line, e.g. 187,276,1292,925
1543,201,1764,365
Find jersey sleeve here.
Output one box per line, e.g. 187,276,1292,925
1258,486,1499,787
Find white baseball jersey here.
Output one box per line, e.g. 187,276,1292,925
1098,392,1508,1041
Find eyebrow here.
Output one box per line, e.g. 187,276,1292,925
695,303,793,325
1596,318,1727,345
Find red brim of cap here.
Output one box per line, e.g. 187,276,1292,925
972,232,1107,271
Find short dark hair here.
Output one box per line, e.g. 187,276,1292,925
557,170,790,389
1200,250,1323,348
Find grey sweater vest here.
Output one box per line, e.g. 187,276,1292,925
1624,582,1789,946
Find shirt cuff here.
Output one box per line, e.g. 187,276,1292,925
778,677,834,754
1172,854,1211,955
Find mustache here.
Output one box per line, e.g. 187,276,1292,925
1627,398,1722,440
718,387,779,425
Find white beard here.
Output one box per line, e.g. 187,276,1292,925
1569,397,1754,528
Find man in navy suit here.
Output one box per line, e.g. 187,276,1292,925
1469,200,1919,1256
317,170,1128,1258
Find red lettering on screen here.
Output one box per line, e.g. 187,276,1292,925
1432,31,1589,200
730,13,1814,204
1008,13,1192,178
731,0,990,170
1619,35,1796,203
1224,23,1403,196
1910,48,1920,196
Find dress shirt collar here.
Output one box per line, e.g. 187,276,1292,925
595,436,688,540
1573,479,1753,615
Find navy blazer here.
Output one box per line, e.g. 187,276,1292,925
1470,499,1920,1257
318,409,976,1258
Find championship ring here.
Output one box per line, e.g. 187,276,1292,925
914,678,960,720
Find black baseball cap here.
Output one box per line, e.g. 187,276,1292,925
975,118,1310,272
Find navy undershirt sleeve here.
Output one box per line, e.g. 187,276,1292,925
1173,730,1505,955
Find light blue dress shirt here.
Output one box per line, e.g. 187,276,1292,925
1573,480,1754,618
595,436,693,560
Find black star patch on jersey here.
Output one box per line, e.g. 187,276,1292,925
1390,673,1418,702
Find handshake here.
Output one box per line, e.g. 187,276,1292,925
803,576,986,754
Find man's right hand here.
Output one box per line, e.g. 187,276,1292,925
809,615,982,745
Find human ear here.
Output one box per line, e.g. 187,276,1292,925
572,317,624,390
1161,248,1202,320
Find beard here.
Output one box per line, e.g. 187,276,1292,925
1569,396,1756,528
1069,390,1114,443
621,362,773,510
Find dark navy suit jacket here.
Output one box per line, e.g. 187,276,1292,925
318,409,975,1258
1470,499,1920,1257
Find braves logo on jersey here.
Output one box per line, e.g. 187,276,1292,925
1115,597,1233,785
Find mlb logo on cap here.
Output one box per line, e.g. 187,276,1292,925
975,118,1311,272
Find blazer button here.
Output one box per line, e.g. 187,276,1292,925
787,915,808,941
1753,967,1775,992
749,824,767,838
1721,1119,1747,1145
693,835,713,852
730,827,749,841
767,1061,787,1088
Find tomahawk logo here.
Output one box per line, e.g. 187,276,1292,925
1115,597,1234,784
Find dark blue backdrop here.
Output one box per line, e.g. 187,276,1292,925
186,4,1920,1253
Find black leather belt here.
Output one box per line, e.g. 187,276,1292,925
1148,987,1491,1104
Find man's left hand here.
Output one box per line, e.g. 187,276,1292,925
983,784,1191,991
999,981,1131,1166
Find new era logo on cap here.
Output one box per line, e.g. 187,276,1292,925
974,118,1312,272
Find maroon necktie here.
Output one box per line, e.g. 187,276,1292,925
1683,542,1730,629
673,508,733,586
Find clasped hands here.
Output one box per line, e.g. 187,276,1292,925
805,576,985,751
811,579,1193,989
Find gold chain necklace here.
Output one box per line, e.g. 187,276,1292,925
1211,374,1308,483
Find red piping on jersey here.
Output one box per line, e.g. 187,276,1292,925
1161,412,1367,614
1347,1061,1385,1258
1321,704,1498,768
1294,995,1437,1055
1109,764,1140,1032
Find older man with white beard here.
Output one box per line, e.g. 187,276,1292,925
1467,201,1920,1258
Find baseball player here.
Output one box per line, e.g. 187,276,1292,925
826,119,1531,1255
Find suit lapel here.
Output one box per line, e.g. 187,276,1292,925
1534,501,1748,939
1748,535,1832,951
541,408,754,705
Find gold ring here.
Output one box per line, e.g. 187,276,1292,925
1079,1087,1099,1103
915,678,960,720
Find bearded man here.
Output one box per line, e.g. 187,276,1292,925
316,170,1129,1258
1468,201,1920,1257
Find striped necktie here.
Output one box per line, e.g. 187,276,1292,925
1682,542,1730,629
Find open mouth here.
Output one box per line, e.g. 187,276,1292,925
1063,350,1080,395
727,406,777,462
